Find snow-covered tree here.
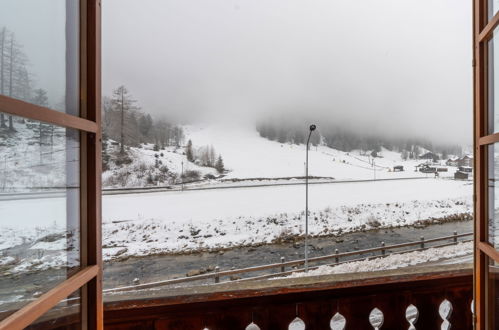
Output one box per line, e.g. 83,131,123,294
186,139,194,162
111,85,138,154
138,113,153,140
215,155,225,174
0,27,32,131
32,88,48,107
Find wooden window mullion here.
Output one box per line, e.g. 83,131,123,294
0,95,98,133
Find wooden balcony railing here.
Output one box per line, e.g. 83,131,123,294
103,265,473,330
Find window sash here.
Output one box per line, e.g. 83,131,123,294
0,0,102,329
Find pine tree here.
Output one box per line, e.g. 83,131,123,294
138,113,153,140
111,85,138,154
102,133,110,171
208,145,216,167
31,89,51,163
277,128,287,143
0,28,31,130
186,139,194,162
215,155,225,174
0,27,6,128
293,130,305,145
310,130,321,146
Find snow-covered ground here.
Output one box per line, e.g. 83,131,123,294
285,241,472,278
101,123,462,188
185,124,457,181
0,178,472,273
0,118,79,193
0,122,472,280
102,178,471,223
102,142,218,188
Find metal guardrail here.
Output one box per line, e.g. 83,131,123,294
104,231,473,293
101,176,430,195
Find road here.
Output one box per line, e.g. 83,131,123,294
0,176,456,201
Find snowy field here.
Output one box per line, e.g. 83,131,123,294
0,178,472,273
185,124,457,180
101,123,461,188
0,118,79,193
100,178,472,258
0,121,473,279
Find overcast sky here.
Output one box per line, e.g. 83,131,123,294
1,0,67,108
103,0,472,144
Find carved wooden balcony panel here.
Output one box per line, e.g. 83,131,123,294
102,268,472,330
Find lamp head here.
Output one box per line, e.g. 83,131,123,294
309,124,317,132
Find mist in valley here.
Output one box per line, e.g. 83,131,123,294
103,0,472,148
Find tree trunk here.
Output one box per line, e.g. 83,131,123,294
7,33,14,131
0,27,5,96
0,28,6,128
39,122,43,164
120,89,125,154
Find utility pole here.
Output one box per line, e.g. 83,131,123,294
305,124,316,272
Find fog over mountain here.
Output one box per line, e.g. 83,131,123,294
103,0,472,144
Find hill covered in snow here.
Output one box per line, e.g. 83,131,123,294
102,123,459,188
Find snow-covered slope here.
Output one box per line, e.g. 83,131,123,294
184,123,453,181
102,142,217,188
0,118,78,193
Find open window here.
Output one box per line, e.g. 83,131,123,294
474,0,499,328
0,1,102,329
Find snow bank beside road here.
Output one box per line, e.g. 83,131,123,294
285,241,473,278
103,179,471,225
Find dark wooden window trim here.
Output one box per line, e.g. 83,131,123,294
0,1,102,329
474,0,499,329
478,241,499,262
479,10,499,42
479,132,499,145
0,266,98,330
0,95,98,133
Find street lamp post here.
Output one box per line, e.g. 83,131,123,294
305,124,316,272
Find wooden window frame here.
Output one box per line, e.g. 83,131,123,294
0,0,102,329
474,0,499,328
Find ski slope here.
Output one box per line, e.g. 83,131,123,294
185,124,455,181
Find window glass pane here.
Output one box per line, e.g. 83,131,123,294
0,112,80,321
102,0,472,300
491,0,499,21
489,144,499,247
0,0,79,115
489,30,499,134
26,289,81,330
